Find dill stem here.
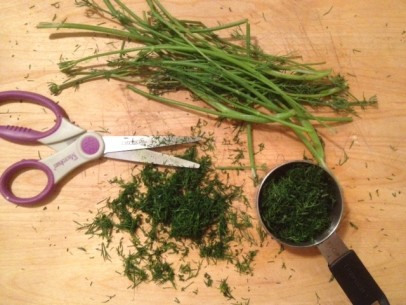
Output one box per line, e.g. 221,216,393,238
264,68,332,81
37,22,153,43
126,85,306,130
246,123,258,182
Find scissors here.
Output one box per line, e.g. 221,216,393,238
0,91,200,205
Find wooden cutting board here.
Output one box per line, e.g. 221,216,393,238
1,1,405,304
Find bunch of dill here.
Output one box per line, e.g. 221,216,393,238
38,0,377,174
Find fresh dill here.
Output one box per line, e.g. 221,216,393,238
38,0,377,172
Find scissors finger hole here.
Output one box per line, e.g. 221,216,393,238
0,160,55,205
12,168,48,197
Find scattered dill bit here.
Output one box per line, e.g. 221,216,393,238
95,126,110,133
349,221,359,230
204,273,213,287
102,294,116,303
277,244,285,255
316,292,321,304
180,281,194,291
99,242,111,261
389,145,398,151
190,119,215,152
338,150,349,166
77,247,87,252
231,148,245,165
323,6,333,16
219,278,234,299
235,250,258,274
51,2,60,8
178,262,201,282
256,225,268,247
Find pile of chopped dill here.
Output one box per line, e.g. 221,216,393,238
258,163,337,244
77,146,261,290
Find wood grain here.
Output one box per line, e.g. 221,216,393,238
1,1,405,304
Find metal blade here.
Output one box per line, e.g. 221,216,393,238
102,135,201,154
104,149,200,168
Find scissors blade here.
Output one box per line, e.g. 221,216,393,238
102,136,201,154
104,149,200,168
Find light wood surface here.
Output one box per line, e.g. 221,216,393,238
1,1,405,304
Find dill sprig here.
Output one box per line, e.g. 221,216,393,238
38,0,377,171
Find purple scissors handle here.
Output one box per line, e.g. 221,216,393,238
0,160,55,205
0,91,104,205
0,90,68,143
0,132,105,205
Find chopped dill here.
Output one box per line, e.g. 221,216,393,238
219,278,234,299
338,150,349,166
259,163,338,243
149,260,175,287
349,221,359,230
76,145,259,289
235,250,258,275
204,273,213,287
178,262,201,282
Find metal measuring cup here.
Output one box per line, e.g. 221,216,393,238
256,160,389,305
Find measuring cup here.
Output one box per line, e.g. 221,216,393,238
256,160,389,305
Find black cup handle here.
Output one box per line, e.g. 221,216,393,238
329,250,390,305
